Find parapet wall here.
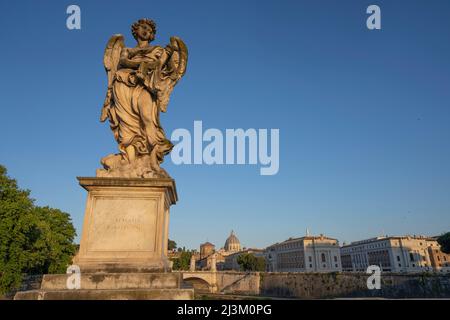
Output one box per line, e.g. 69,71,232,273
12,272,450,299
217,272,260,295
259,272,450,298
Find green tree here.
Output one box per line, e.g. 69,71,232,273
438,232,450,254
168,239,177,251
0,165,77,294
236,253,265,272
26,206,77,274
172,251,192,271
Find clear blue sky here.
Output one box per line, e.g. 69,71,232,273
1,0,449,250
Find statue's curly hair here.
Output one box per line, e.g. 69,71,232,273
131,18,157,40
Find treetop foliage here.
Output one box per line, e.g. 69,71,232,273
0,164,77,295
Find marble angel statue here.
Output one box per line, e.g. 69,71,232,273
97,18,188,178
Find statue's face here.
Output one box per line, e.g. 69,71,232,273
136,23,154,42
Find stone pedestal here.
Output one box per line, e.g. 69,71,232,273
74,177,177,273
14,176,194,300
14,273,193,300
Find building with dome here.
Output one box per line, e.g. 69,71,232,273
196,230,244,270
224,230,241,253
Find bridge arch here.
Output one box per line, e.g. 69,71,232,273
183,277,211,293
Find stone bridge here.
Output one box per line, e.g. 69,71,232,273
174,271,260,294
177,271,450,298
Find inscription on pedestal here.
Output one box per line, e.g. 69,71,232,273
87,197,158,252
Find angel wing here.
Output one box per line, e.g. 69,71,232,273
100,34,124,122
157,36,188,112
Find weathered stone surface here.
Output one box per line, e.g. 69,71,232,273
97,154,171,179
73,177,177,273
14,289,194,300
259,272,450,299
181,271,261,295
179,271,450,298
41,273,181,290
14,272,194,300
99,19,188,177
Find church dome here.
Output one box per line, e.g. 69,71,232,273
224,230,241,252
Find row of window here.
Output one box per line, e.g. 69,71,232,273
274,241,338,252
345,241,390,252
275,252,339,268
343,240,439,254
435,254,448,262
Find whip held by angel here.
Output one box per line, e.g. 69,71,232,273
98,18,188,178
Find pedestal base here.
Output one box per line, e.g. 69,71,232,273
14,273,194,300
14,177,194,300
14,288,194,300
14,177,190,300
73,177,178,273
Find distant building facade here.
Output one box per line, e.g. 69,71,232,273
340,235,450,273
200,242,215,259
224,248,265,271
197,252,225,271
265,235,342,272
167,249,180,259
428,244,450,273
197,231,243,271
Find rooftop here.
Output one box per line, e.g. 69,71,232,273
341,235,437,248
266,234,339,249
